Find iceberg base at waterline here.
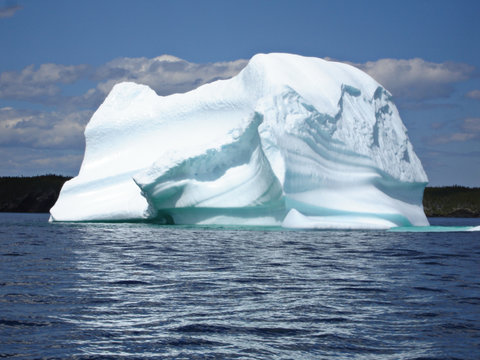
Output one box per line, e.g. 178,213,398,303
50,53,430,230
389,225,480,232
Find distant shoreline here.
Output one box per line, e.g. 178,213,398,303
0,176,479,217
0,175,71,214
423,186,480,218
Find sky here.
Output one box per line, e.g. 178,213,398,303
0,0,479,186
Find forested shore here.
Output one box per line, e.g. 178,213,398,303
0,176,478,217
423,186,480,218
0,175,71,213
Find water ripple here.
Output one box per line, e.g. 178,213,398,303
0,213,479,359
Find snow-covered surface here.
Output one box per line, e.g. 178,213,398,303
50,53,429,229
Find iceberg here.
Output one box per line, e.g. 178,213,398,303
50,53,429,229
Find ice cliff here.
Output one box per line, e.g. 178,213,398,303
50,53,429,229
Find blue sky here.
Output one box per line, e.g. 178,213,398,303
0,0,479,186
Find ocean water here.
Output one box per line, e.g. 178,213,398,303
0,213,479,359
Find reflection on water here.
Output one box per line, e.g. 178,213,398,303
0,213,479,359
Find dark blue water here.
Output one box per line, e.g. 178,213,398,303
1,213,479,359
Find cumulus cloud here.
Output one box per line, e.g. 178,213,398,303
0,54,477,176
0,107,91,149
0,55,249,175
93,55,248,96
0,3,22,18
63,55,247,109
0,56,247,108
0,63,90,103
462,117,480,132
3,55,471,111
352,58,474,100
431,117,480,144
466,89,480,100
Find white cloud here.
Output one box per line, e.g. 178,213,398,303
0,54,477,176
0,55,252,177
462,117,480,132
0,4,22,18
431,117,480,144
2,55,471,109
93,55,248,96
0,63,90,102
466,89,480,100
0,107,91,149
352,58,474,100
0,56,247,108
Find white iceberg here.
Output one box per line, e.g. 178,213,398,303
50,53,429,229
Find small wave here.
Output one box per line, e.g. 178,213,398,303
163,337,225,347
0,319,48,327
139,262,162,269
172,323,309,336
412,312,439,318
412,286,445,293
317,317,348,323
338,287,387,293
422,261,446,266
173,324,231,334
458,297,480,305
314,333,392,354
408,357,456,360
389,225,480,232
440,322,479,331
109,280,151,286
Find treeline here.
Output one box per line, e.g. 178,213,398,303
0,176,479,217
0,175,71,213
423,186,480,217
